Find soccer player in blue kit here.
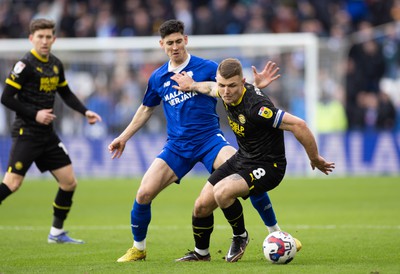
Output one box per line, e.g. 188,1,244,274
108,19,282,262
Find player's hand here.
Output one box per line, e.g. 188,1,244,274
171,71,194,91
252,61,280,89
310,156,335,175
85,110,102,125
36,108,56,125
108,138,126,159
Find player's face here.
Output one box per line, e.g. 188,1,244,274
29,28,55,58
160,32,188,67
216,74,245,105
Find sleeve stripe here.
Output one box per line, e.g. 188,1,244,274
273,109,285,128
58,80,68,87
5,78,22,90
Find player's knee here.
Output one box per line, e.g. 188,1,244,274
5,180,22,192
193,196,215,218
59,178,77,191
213,184,231,208
3,173,24,192
136,188,155,204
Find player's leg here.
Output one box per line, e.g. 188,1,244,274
211,144,236,168
211,144,281,234
36,134,82,243
249,193,281,233
176,182,217,261
118,157,178,262
213,173,250,263
0,172,24,204
175,138,232,262
48,164,83,244
0,136,35,204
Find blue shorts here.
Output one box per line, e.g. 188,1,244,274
157,133,230,183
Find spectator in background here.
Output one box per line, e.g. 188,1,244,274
349,21,385,93
209,0,233,34
317,90,348,133
120,6,153,36
172,0,193,35
270,4,299,33
243,3,269,34
95,2,118,37
0,0,398,134
193,5,215,34
32,0,63,23
381,23,400,79
361,91,397,130
74,13,96,37
85,83,113,137
316,69,348,133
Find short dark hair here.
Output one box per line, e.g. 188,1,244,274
29,18,56,35
217,58,243,79
159,19,185,38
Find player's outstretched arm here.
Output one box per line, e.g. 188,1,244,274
108,104,155,159
279,112,335,175
252,61,281,89
171,72,218,97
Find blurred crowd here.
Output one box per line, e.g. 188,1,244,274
0,0,400,135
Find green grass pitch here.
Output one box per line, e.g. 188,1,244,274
0,176,399,274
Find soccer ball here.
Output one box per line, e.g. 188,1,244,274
263,231,297,264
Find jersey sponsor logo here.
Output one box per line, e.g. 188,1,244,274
238,114,246,124
12,61,26,74
258,106,273,119
40,76,59,93
164,90,198,106
228,116,244,137
36,67,43,73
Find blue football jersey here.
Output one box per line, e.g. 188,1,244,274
143,55,222,156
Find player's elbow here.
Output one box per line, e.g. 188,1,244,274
290,118,310,137
295,118,307,130
1,90,12,107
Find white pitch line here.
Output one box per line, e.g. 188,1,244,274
0,224,399,231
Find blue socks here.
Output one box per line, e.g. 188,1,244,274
250,192,277,227
131,200,151,242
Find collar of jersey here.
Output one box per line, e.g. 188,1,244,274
168,54,191,73
229,86,247,107
31,49,48,63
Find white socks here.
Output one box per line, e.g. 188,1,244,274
195,247,209,256
267,224,281,233
50,227,64,236
134,240,146,251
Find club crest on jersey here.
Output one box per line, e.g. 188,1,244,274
258,106,273,119
53,65,59,74
164,81,171,87
13,61,26,74
238,114,246,124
